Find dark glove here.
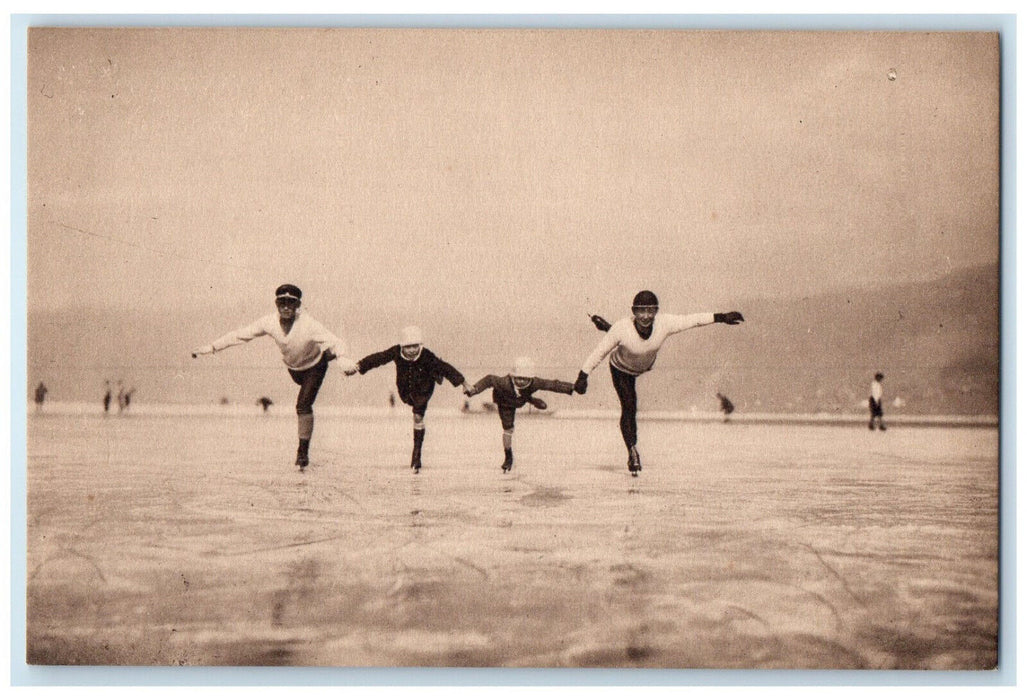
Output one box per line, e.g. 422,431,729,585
323,349,338,362
714,311,745,325
589,314,612,332
573,371,588,395
528,397,547,410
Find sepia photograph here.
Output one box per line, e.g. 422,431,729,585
21,21,1003,674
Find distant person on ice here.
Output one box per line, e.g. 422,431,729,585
192,284,357,470
102,380,112,414
716,392,734,422
257,396,274,413
869,372,886,431
34,382,48,412
346,326,472,473
464,357,575,472
580,290,744,476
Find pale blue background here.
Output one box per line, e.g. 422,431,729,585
9,12,1016,686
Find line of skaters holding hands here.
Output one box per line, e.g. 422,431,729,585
193,285,744,475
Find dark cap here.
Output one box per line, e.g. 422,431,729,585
275,284,302,301
874,372,884,380
632,290,659,308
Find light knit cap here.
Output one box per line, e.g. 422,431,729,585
513,357,535,378
400,326,423,346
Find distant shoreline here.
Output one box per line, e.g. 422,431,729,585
28,401,1000,429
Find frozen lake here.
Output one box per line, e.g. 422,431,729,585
25,410,998,669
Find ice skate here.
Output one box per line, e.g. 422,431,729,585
628,446,641,476
296,451,309,471
501,450,513,473
411,448,422,474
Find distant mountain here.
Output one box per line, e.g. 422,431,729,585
26,263,999,415
694,262,1000,415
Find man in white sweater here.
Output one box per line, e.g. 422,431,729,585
577,290,744,476
192,284,357,469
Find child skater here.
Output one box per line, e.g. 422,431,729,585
192,284,357,470
464,357,575,472
346,326,472,473
580,290,744,476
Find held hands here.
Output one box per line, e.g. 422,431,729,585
589,313,612,332
461,381,475,395
713,311,745,325
340,359,359,375
573,371,589,395
191,345,214,358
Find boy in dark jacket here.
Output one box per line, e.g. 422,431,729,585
348,326,471,472
464,357,575,472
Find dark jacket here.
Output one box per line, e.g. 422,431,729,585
357,345,464,403
467,374,574,409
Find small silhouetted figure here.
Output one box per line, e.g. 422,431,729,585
257,396,274,412
123,387,136,411
116,381,126,413
388,392,396,409
34,382,48,412
102,381,112,414
869,372,886,431
716,392,734,422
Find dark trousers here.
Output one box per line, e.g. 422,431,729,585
497,405,518,431
610,364,638,448
288,353,330,415
402,392,431,416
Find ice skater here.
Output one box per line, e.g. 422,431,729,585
464,357,575,472
192,284,357,469
579,290,744,476
346,326,472,473
102,380,112,414
34,382,48,412
869,372,886,431
716,392,735,422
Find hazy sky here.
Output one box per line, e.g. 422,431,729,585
28,28,999,324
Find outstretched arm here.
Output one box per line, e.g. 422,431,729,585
713,311,745,325
192,317,269,357
356,346,400,374
464,375,496,397
432,354,467,389
532,377,575,396
580,326,621,375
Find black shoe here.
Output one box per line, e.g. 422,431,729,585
879,424,887,431
411,449,422,473
628,447,641,476
501,455,513,472
296,452,309,470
